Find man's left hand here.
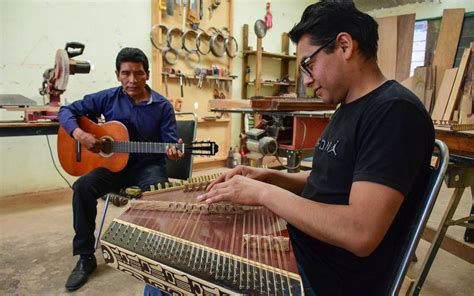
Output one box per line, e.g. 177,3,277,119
167,138,184,160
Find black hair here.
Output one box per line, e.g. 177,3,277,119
289,1,378,60
115,47,149,72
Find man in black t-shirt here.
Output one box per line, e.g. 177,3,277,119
197,1,434,295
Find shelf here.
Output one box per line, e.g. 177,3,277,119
162,73,236,81
243,50,296,61
197,117,231,124
245,81,295,87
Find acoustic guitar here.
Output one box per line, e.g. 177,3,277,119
57,116,218,176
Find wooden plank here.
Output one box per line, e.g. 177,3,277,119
377,14,415,81
435,127,474,157
422,226,474,264
424,66,435,112
151,0,163,92
443,48,472,121
433,9,465,98
431,68,458,121
401,76,415,92
377,16,398,80
280,33,290,80
255,37,263,96
396,14,415,82
413,66,428,104
424,89,434,113
208,99,251,110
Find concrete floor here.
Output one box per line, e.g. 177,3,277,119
0,169,472,296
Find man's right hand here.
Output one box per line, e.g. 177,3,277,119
72,128,103,153
206,165,268,191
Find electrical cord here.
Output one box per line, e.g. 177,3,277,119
45,134,73,189
42,94,73,189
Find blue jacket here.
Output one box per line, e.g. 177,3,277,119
58,86,178,167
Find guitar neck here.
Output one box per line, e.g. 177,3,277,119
112,141,184,154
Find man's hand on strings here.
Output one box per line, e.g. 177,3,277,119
197,174,279,206
206,165,269,191
72,128,103,153
167,138,184,160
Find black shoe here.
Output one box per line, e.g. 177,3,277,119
65,255,97,291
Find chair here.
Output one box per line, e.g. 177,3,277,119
166,112,197,180
94,112,197,249
387,139,449,295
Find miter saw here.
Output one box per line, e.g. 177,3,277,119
28,42,91,122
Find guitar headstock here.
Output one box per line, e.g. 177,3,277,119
185,141,219,156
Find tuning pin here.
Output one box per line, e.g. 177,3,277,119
150,184,156,191
157,183,163,190
165,182,169,188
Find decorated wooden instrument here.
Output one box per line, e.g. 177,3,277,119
100,174,303,295
57,116,218,176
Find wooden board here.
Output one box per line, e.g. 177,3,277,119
433,9,465,98
443,48,471,121
377,16,398,80
250,97,336,111
377,14,415,82
396,14,416,82
413,67,428,105
208,99,251,110
431,68,458,121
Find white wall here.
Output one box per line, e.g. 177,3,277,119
0,0,152,196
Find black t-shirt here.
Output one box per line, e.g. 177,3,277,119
288,80,434,295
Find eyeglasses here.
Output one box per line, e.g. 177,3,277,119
299,38,335,78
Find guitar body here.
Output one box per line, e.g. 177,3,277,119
58,117,130,176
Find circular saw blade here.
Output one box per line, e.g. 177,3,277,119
254,19,267,38
54,49,69,90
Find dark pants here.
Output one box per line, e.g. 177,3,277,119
72,163,168,256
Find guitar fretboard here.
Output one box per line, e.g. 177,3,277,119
112,142,184,154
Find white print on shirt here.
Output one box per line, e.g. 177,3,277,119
317,139,340,156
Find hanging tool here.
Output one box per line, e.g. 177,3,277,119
187,0,197,25
199,0,203,20
181,0,186,30
166,0,174,16
175,71,185,112
208,0,221,19
163,72,169,97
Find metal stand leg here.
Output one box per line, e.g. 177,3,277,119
463,186,474,242
94,193,111,250
410,187,466,296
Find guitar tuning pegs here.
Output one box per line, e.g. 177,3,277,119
157,183,163,190
165,182,169,188
150,184,156,191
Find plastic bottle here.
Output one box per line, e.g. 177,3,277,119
233,147,241,166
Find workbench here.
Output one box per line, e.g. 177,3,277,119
0,121,59,137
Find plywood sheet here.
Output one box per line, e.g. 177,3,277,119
443,48,471,121
431,68,458,121
377,16,398,79
377,14,415,82
433,9,465,98
396,14,415,81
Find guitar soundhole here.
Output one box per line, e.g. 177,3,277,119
101,138,114,156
